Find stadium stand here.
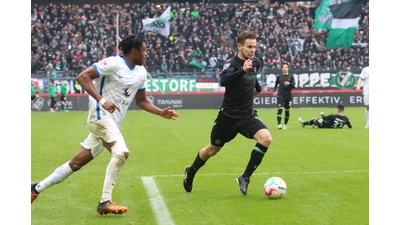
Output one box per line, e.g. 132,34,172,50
31,1,369,80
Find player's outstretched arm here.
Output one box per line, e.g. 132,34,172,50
135,91,179,120
160,106,179,120
356,77,363,92
347,121,352,128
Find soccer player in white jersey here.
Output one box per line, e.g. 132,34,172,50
31,34,179,215
356,66,369,129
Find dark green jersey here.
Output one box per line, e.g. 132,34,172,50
31,85,36,96
49,85,56,97
61,84,67,95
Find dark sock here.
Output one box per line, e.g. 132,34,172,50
284,111,290,124
188,152,206,177
242,143,268,178
277,109,282,124
31,183,39,194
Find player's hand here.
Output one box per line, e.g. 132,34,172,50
284,81,290,86
243,59,253,73
160,106,179,120
356,86,361,92
273,91,278,97
102,101,120,114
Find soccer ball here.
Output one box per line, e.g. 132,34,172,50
264,177,287,199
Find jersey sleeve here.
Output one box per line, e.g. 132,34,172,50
92,57,119,78
346,117,352,128
255,80,262,92
220,60,245,86
290,75,296,88
273,75,279,92
359,67,367,80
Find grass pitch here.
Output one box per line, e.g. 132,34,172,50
31,107,368,225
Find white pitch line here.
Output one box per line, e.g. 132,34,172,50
141,176,175,225
150,170,368,178
141,170,367,224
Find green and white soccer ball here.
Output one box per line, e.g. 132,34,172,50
264,177,287,199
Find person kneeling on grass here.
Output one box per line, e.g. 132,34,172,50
298,104,352,129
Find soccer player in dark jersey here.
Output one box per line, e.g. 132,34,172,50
183,30,273,196
298,104,352,129
272,63,295,129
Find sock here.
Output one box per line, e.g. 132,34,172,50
242,143,268,178
35,161,74,193
365,109,369,126
277,109,282,124
284,111,290,125
188,152,206,177
100,154,125,203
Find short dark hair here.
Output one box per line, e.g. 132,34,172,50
237,31,256,46
337,104,345,111
281,62,289,69
118,34,147,55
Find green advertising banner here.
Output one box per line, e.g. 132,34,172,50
146,78,197,92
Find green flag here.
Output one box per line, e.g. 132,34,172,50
326,0,363,48
189,60,206,69
314,0,332,30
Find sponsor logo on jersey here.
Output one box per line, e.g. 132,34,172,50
124,88,131,97
100,59,107,65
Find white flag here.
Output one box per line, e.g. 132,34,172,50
286,38,305,61
142,6,171,37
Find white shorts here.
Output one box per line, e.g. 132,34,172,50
80,118,128,158
363,95,369,105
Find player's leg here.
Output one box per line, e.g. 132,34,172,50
283,101,291,129
59,97,64,111
183,143,222,193
364,95,369,128
31,95,36,109
87,119,129,214
65,97,69,112
298,117,306,127
183,113,235,192
276,99,284,129
50,97,55,112
31,133,100,204
237,116,271,195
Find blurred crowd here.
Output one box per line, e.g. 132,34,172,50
31,1,369,78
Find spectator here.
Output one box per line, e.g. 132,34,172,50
30,2,368,80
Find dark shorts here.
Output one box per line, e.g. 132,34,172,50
60,95,67,101
210,111,268,147
315,119,330,128
277,98,291,109
31,95,37,101
50,96,57,106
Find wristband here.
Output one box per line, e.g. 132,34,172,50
99,98,106,106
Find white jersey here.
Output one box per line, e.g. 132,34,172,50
87,56,147,127
359,66,369,96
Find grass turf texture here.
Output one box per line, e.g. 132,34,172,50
31,107,368,225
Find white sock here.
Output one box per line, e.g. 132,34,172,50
35,161,74,193
365,109,369,126
100,154,125,203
